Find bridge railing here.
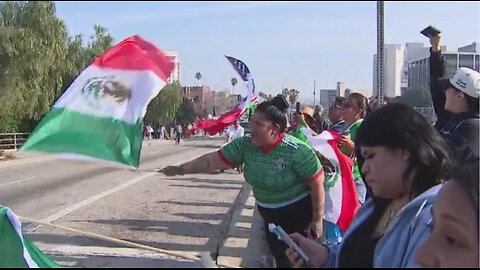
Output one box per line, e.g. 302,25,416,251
0,133,30,150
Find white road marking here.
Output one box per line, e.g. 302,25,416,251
41,172,156,223
0,176,36,188
38,148,218,223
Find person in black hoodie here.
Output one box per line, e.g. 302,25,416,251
429,33,479,163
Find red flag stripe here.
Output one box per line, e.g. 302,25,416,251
196,107,244,136
91,35,174,82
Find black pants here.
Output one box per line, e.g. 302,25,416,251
257,195,312,268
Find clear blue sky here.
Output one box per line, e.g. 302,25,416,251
55,1,479,102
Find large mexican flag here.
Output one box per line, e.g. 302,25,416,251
21,35,174,168
0,206,60,268
306,130,360,232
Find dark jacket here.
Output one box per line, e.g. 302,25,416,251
329,120,347,134
429,50,479,163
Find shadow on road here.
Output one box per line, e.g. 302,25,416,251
25,175,250,267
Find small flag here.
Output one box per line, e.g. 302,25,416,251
21,36,174,168
195,56,256,135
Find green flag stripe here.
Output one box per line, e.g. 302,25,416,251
21,107,143,167
1,206,60,268
24,237,61,268
0,207,28,268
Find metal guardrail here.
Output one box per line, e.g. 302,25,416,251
0,133,30,150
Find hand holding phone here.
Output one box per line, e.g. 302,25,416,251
268,223,310,264
421,25,441,38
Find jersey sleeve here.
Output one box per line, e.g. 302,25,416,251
218,136,247,166
292,143,323,183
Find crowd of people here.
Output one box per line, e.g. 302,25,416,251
160,30,479,268
143,123,194,145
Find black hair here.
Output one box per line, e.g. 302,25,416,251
255,94,289,132
347,93,372,118
355,103,451,199
449,160,479,220
334,96,347,106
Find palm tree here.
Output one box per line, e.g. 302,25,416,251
231,78,237,94
195,72,202,86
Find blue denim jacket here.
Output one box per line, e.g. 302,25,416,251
324,184,441,268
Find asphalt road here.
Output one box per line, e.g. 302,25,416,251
0,136,246,267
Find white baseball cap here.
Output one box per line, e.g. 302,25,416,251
449,67,480,98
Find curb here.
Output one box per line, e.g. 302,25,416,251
216,185,273,268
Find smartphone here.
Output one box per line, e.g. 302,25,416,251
268,223,310,264
341,129,351,136
421,25,441,38
296,102,301,114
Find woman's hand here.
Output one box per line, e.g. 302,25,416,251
285,233,330,268
338,134,355,152
305,219,323,240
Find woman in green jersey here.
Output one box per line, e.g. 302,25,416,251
161,95,325,268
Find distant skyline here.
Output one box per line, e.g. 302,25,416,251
55,1,480,102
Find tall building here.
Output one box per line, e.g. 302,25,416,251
373,44,404,98
459,42,480,53
337,82,346,97
408,42,479,92
401,43,431,94
183,85,212,116
374,43,452,97
319,89,337,111
164,50,180,84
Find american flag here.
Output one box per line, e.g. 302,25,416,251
225,56,258,104
192,56,257,136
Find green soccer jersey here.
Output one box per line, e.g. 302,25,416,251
218,133,323,204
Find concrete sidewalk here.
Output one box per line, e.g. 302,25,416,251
217,186,273,268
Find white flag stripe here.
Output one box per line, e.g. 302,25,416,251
6,209,39,268
54,66,166,124
307,131,344,224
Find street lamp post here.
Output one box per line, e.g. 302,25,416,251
376,1,385,107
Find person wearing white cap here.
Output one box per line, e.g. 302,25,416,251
429,34,479,163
